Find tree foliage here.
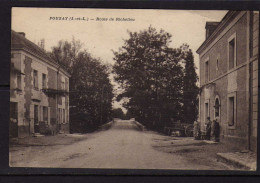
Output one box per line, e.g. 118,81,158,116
111,108,125,119
182,45,199,123
113,26,198,131
49,38,114,133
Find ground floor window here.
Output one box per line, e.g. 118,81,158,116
228,93,236,127
205,102,209,123
34,105,39,133
10,102,18,120
63,109,65,123
43,106,48,122
34,105,38,124
214,97,220,119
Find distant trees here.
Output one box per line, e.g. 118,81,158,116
49,39,114,133
111,108,134,120
113,26,198,131
111,108,125,119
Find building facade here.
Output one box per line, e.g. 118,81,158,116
10,30,70,138
197,11,259,152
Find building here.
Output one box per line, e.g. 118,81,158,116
10,30,70,138
197,11,259,152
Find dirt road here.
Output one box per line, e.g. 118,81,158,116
10,120,230,169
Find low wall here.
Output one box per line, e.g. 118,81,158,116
99,121,114,131
132,121,145,131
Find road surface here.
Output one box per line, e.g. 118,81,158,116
10,119,229,169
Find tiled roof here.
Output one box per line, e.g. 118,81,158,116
11,30,56,63
11,30,70,77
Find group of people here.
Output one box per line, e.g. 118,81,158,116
193,117,220,142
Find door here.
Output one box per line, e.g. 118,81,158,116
10,102,18,138
34,105,39,133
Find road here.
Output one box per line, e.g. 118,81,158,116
10,119,230,169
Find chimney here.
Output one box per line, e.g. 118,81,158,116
18,32,26,37
205,22,219,39
40,39,45,50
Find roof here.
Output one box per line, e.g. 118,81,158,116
11,30,70,77
196,11,240,54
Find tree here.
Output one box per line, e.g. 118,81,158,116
49,39,114,133
124,110,134,120
182,45,199,123
113,26,184,130
112,108,125,119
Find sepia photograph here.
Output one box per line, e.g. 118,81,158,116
9,8,258,170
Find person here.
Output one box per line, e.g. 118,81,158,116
205,117,212,140
193,120,201,140
212,118,220,142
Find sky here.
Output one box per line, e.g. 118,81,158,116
12,8,227,112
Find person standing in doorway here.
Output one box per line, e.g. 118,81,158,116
205,117,212,140
212,118,220,142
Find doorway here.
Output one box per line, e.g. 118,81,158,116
10,102,18,138
34,105,39,133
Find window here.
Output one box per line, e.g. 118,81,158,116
228,94,236,127
65,78,69,91
228,33,236,70
216,54,220,71
42,73,47,89
34,105,39,133
17,74,22,90
61,81,65,90
34,105,39,124
205,60,209,82
43,106,48,122
214,97,220,119
63,109,65,123
58,108,62,124
10,102,18,120
33,70,38,89
205,102,209,122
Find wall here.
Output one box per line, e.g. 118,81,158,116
10,52,29,138
198,11,252,150
10,49,70,137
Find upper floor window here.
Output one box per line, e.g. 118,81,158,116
61,81,65,90
228,33,236,70
17,74,22,90
216,54,220,71
33,70,38,89
205,58,209,82
42,73,47,89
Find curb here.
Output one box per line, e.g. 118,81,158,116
216,153,256,171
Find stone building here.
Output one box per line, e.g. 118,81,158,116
197,11,259,152
10,30,70,138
